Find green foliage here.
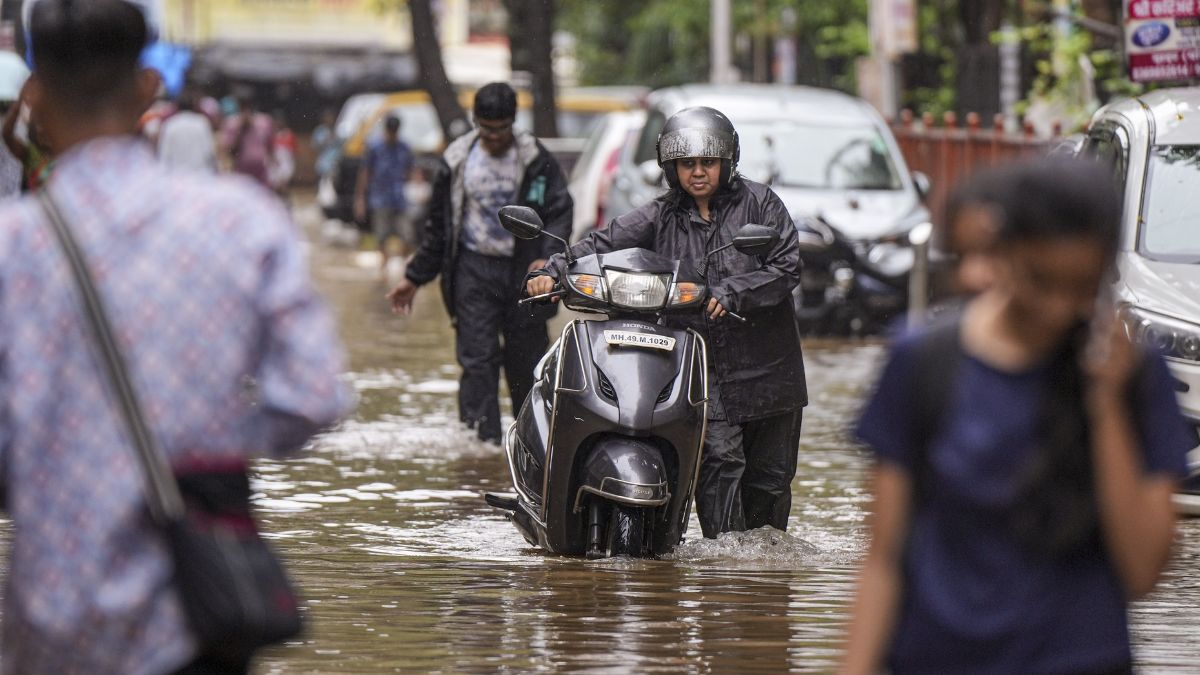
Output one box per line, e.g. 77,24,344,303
561,0,869,92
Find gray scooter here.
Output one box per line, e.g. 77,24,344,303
484,206,780,558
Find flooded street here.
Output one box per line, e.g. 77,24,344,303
1,200,1196,673
244,203,1200,673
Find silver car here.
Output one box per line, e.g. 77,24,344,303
604,84,930,333
1084,88,1200,500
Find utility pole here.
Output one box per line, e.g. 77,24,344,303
710,0,735,84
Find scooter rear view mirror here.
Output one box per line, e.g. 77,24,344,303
794,231,830,253
499,206,544,240
732,224,779,255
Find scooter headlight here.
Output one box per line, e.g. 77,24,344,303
668,282,706,307
604,270,672,309
1119,305,1200,363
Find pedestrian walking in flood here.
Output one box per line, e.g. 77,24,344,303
157,86,216,174
387,82,573,444
219,95,274,188
527,106,807,538
356,114,417,273
841,159,1195,675
0,1,349,672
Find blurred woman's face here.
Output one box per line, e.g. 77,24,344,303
676,157,721,200
997,237,1108,340
950,204,1000,295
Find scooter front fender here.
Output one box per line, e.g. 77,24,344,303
574,436,670,512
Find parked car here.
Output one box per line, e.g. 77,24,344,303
1082,88,1200,507
322,87,647,230
605,84,931,334
567,109,646,242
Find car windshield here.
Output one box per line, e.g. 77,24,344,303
366,104,443,154
1142,145,1200,263
335,93,386,140
737,122,903,190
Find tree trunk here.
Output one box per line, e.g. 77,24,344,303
408,0,470,140
507,0,559,138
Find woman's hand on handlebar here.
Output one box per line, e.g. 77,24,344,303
526,274,559,302
707,298,728,320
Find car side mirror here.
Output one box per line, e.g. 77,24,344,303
912,171,931,201
638,159,664,187
732,224,779,255
499,205,544,240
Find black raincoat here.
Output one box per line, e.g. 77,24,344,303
539,176,808,424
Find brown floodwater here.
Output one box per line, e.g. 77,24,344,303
6,201,1200,673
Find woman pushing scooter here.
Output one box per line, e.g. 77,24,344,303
528,107,807,538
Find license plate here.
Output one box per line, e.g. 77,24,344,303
604,330,676,351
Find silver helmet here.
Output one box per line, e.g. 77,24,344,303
656,106,740,189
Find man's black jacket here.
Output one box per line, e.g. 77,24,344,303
405,129,573,321
537,177,807,424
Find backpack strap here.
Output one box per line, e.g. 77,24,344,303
909,314,964,505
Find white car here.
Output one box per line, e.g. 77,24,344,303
567,109,646,242
1084,88,1200,501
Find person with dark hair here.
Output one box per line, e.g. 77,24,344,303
356,113,416,271
526,106,807,538
158,86,216,173
842,159,1194,674
1,1,349,672
387,82,573,444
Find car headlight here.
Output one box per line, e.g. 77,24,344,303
668,282,706,307
1119,305,1200,363
604,270,671,309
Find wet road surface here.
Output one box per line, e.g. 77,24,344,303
4,202,1199,673
250,208,1200,673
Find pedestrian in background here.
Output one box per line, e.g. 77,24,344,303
842,159,1194,674
2,88,53,191
157,86,216,173
219,95,274,189
0,1,349,672
356,114,415,273
387,82,573,444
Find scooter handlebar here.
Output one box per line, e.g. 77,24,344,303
520,289,567,306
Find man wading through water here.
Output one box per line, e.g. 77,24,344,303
528,107,807,537
387,83,573,444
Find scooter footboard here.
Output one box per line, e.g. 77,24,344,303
574,436,670,512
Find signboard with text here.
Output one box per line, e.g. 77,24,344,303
1125,0,1200,83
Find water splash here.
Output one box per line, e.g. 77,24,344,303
668,526,830,566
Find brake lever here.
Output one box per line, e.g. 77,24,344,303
725,311,747,323
519,289,567,306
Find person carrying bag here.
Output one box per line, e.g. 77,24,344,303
0,2,349,672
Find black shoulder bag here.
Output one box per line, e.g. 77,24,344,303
38,189,303,668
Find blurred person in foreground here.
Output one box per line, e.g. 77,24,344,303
527,107,807,538
157,86,216,173
387,82,572,444
356,114,416,273
0,1,350,672
841,159,1194,674
219,95,274,188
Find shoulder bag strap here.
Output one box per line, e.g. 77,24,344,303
37,189,185,525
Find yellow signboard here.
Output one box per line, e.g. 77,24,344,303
163,0,413,49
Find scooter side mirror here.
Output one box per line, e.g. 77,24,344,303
794,216,834,253
499,205,544,240
795,231,830,253
732,224,779,255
